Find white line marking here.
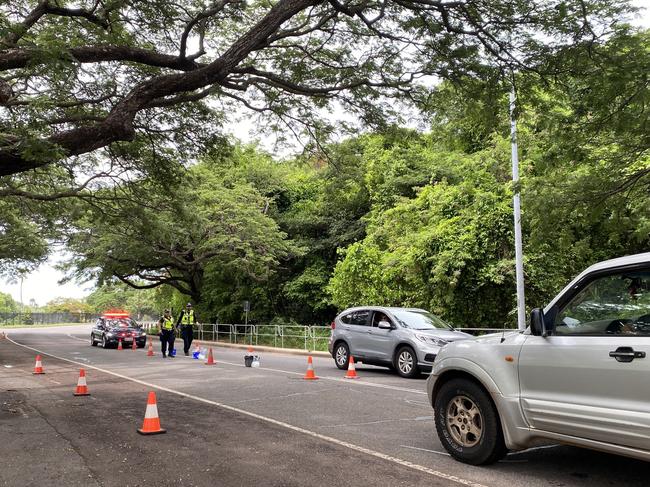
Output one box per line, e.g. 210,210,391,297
69,333,427,396
7,336,489,487
401,445,450,456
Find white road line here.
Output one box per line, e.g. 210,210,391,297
69,333,428,396
7,336,489,487
401,445,451,456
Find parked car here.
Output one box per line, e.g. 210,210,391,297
91,313,147,349
428,252,650,465
328,306,472,378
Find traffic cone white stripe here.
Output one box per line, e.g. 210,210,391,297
78,376,87,386
144,403,159,419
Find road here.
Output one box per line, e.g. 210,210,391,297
1,325,649,487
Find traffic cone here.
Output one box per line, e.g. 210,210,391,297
137,391,166,435
303,356,318,380
117,338,123,350
147,339,154,356
205,347,216,365
344,356,360,379
33,355,45,374
247,346,254,353
132,338,137,350
73,369,90,396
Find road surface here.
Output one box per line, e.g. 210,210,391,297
1,325,648,487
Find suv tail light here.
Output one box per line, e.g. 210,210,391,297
331,321,335,330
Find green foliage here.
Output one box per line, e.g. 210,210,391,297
44,297,92,314
0,291,18,313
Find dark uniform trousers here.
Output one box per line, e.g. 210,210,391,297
181,325,194,354
160,329,175,356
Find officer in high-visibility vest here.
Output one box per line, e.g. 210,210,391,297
176,303,199,356
158,309,175,358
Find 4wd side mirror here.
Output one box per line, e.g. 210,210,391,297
530,308,547,337
378,320,393,330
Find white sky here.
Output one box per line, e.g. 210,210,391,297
2,1,649,306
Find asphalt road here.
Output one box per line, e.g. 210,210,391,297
2,325,649,487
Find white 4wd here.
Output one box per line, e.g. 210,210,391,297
428,253,650,464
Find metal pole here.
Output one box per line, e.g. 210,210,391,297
19,276,24,323
510,89,526,331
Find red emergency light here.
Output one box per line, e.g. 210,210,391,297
102,310,130,318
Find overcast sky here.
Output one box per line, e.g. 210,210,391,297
2,1,649,306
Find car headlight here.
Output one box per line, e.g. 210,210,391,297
106,332,113,337
415,334,447,347
140,331,146,336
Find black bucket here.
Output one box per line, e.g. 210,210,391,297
244,355,254,367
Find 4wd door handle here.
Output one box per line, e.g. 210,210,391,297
609,347,646,363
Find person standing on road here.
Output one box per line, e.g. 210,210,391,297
176,303,199,356
158,309,175,358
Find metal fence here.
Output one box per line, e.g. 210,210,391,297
139,322,517,351
0,312,99,326
142,322,332,351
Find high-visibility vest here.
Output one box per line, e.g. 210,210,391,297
181,310,195,325
161,317,174,330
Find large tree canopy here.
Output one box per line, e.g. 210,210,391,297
0,0,633,177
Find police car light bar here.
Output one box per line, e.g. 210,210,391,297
103,310,130,318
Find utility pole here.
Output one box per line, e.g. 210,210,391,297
510,89,526,331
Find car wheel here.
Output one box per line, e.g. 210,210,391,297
101,335,109,349
434,378,507,465
90,334,97,346
395,345,419,378
334,342,349,370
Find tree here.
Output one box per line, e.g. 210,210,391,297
44,297,92,314
0,0,634,179
66,159,298,319
0,291,17,313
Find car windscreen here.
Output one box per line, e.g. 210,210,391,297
390,310,454,330
106,319,139,328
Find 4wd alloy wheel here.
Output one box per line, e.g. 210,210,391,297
434,378,507,465
334,342,349,370
446,395,482,447
395,346,419,378
102,335,108,349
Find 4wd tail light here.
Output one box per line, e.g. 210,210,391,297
330,321,335,330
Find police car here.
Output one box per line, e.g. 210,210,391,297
90,312,147,349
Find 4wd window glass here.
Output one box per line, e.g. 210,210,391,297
342,310,370,326
554,271,650,336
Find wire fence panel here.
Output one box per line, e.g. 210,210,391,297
0,312,99,326
140,323,331,352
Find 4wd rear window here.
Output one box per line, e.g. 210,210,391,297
341,310,370,326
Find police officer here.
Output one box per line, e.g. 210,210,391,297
176,303,199,356
158,309,175,358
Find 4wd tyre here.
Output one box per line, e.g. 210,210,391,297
334,342,349,370
101,334,109,349
434,378,507,465
90,334,97,346
395,346,419,378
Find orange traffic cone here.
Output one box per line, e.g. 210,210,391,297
137,391,166,435
303,356,318,380
344,356,360,379
132,338,137,350
33,355,45,374
73,369,90,396
147,339,154,356
117,338,123,350
205,347,216,365
247,346,254,353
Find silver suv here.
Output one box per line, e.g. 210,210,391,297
328,306,471,378
428,253,650,464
